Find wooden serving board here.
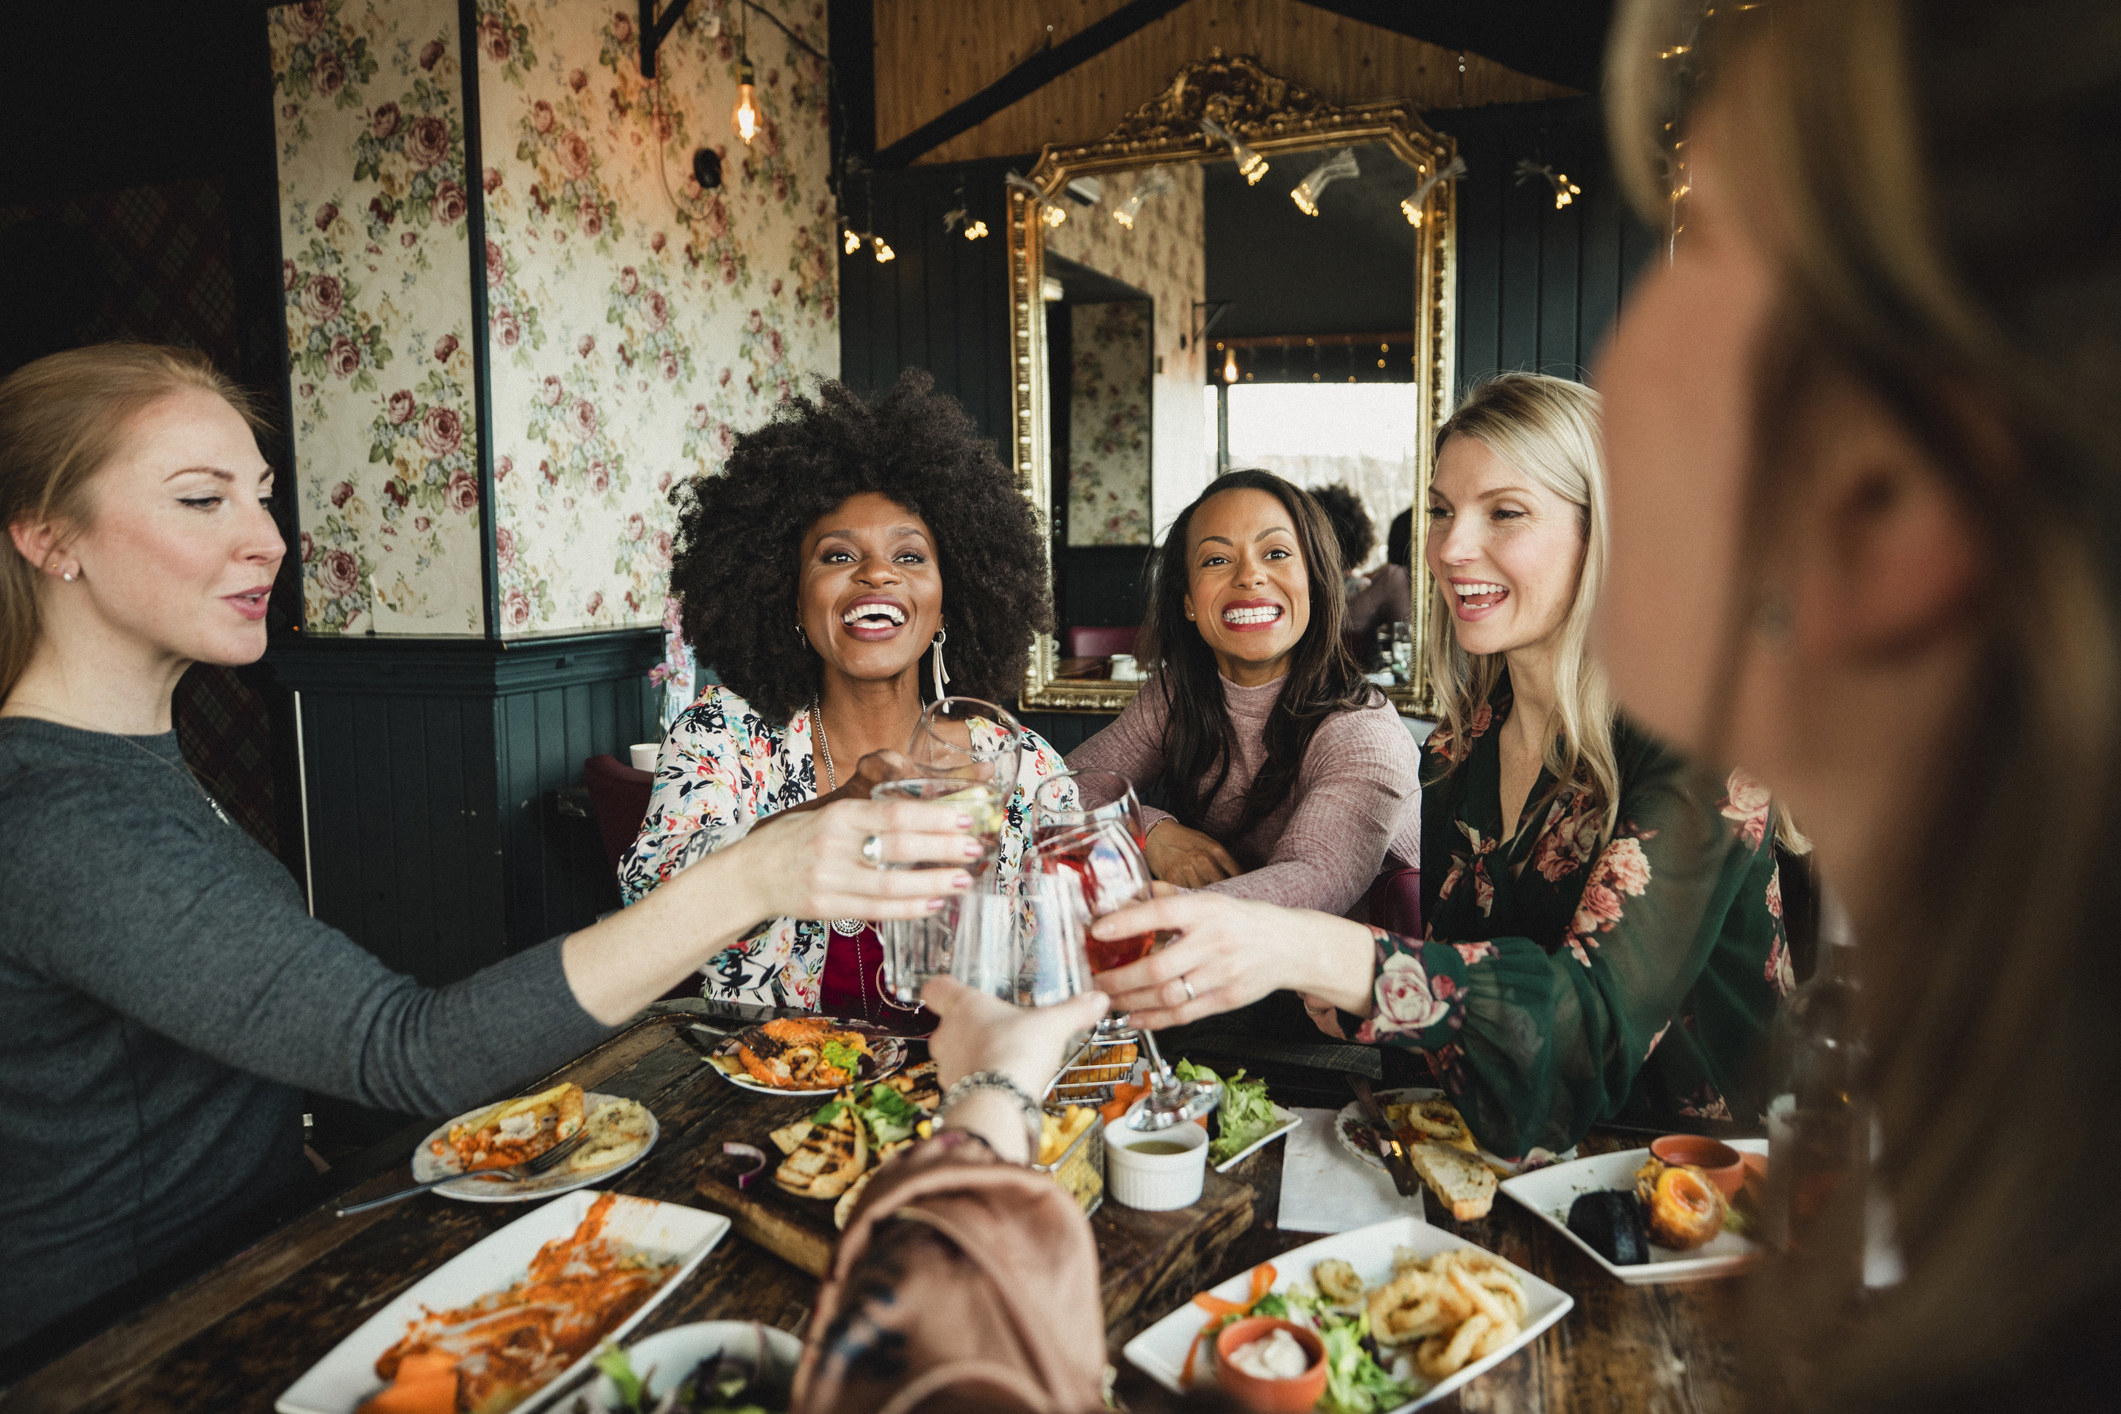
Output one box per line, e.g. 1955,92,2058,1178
695,1154,1253,1331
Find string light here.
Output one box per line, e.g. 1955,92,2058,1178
871,234,895,263
842,225,862,255
1005,170,1068,227
1111,165,1177,230
1399,156,1467,227
942,203,989,241
1200,116,1268,185
1514,159,1582,211
1290,147,1359,217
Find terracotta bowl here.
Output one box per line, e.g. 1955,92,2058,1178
1651,1134,1746,1200
1212,1316,1328,1413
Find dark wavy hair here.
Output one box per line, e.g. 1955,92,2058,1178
1309,482,1375,574
1139,469,1381,835
668,371,1052,723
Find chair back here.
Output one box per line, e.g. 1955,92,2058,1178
1367,866,1422,939
582,753,654,875
1063,625,1138,659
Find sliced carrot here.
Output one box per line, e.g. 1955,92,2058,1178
1180,1263,1277,1386
357,1373,457,1414
1099,1082,1149,1124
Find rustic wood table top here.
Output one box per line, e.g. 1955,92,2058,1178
1,1012,1755,1414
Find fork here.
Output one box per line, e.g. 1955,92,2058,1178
335,1130,592,1217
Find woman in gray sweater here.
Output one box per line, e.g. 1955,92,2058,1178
0,345,977,1350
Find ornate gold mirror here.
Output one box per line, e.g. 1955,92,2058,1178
1008,52,1457,716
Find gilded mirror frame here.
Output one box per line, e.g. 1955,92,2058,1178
1009,51,1458,716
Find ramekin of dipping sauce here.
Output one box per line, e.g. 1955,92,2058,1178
1105,1120,1208,1210
1213,1316,1328,1412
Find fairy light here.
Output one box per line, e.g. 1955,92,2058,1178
842,225,862,255
1290,147,1359,217
1041,203,1067,229
1514,159,1583,211
871,234,895,263
1201,116,1268,185
1552,172,1581,209
963,218,988,240
1399,156,1466,228
1111,165,1177,230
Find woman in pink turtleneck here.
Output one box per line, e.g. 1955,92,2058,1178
1067,470,1421,917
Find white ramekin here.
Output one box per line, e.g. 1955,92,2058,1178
1104,1118,1209,1210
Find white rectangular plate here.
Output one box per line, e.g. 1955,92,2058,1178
276,1190,729,1414
1213,1104,1301,1174
1122,1216,1572,1410
1498,1139,1766,1285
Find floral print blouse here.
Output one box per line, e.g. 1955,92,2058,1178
1357,680,1793,1161
617,685,1068,1010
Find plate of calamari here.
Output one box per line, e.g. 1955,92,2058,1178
278,1190,727,1414
412,1082,659,1203
1122,1216,1572,1411
701,1016,907,1096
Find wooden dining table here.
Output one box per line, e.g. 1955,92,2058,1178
1,1009,1759,1414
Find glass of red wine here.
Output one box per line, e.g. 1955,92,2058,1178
1034,819,1221,1131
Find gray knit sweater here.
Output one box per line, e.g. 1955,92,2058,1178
0,717,614,1349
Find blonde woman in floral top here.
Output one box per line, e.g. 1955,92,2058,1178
620,373,1067,1015
1084,375,1792,1158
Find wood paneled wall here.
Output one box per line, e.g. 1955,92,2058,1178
1448,96,1661,391
270,633,660,983
875,0,1572,165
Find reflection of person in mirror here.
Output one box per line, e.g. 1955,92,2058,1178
619,372,1070,1017
1346,507,1414,649
1066,469,1421,915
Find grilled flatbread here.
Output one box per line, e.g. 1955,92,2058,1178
564,1098,654,1173
769,1118,814,1156
774,1105,868,1198
833,1170,873,1230
882,1060,942,1113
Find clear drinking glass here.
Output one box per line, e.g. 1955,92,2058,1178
941,873,1094,1007
1033,819,1220,1131
872,776,1000,1005
910,697,1024,806
872,775,1006,875
1032,770,1147,854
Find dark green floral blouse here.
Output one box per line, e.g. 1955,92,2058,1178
1357,682,1793,1161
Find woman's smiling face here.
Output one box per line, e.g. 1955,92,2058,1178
1182,486,1311,684
796,491,944,687
1425,434,1585,659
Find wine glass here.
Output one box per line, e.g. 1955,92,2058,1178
1032,770,1147,854
1034,819,1221,1131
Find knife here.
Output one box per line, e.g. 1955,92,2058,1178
1349,1075,1425,1200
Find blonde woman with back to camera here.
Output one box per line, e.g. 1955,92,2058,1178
1091,373,1794,1161
0,345,975,1352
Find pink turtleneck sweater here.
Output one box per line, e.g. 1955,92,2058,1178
1066,674,1422,917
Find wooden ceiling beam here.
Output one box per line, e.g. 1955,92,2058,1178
871,0,1191,168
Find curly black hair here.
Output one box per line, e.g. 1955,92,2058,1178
668,371,1052,723
1308,482,1376,573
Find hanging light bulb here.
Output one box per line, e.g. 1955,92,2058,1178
963,218,989,240
942,204,991,241
1111,165,1177,230
732,58,762,145
1513,159,1583,211
1552,172,1582,208
871,234,895,263
1200,116,1268,185
1399,156,1467,227
1289,147,1359,217
1005,170,1068,228
842,225,862,255
1041,203,1067,229
1222,345,1239,383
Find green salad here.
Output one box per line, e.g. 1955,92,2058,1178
1224,1285,1418,1414
1174,1061,1281,1165
586,1342,782,1414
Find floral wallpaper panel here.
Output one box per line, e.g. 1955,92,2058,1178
1045,164,1206,546
1065,301,1153,547
270,0,487,635
476,0,837,637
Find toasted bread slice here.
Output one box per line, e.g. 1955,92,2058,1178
833,1169,873,1230
1407,1139,1496,1221
886,1060,942,1113
775,1107,867,1198
564,1099,654,1173
769,1118,813,1156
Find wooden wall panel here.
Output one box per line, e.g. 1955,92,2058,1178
875,0,1574,166
271,632,658,984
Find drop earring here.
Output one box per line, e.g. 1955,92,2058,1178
795,619,808,646
930,626,951,701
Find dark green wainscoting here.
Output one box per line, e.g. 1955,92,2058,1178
268,630,660,984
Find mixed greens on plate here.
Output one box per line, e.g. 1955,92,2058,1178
1188,1265,1419,1414
587,1342,783,1414
1174,1061,1283,1165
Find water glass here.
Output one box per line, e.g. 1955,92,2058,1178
909,697,1024,802
871,776,1006,875
1032,770,1147,853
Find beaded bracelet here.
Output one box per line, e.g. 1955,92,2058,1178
934,1070,1045,1159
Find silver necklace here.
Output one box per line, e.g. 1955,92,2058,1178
13,703,235,827
807,695,918,1016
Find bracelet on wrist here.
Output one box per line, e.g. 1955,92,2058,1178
934,1070,1044,1159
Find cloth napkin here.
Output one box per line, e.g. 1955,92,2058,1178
1276,1106,1426,1233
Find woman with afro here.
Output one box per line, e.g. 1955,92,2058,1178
619,372,1068,1017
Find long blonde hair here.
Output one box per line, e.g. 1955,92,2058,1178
1425,372,1620,840
1611,1,2121,1406
0,343,261,704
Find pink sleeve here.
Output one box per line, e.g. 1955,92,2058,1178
1064,677,1177,836
1206,702,1423,915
